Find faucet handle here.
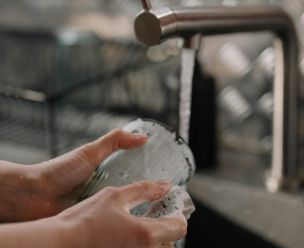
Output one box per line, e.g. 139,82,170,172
141,0,152,11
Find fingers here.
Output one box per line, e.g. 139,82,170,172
76,181,186,247
82,129,148,168
97,129,148,151
40,130,147,190
142,214,187,244
118,180,172,210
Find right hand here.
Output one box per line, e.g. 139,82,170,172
57,180,187,248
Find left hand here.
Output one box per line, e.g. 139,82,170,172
0,129,147,222
55,180,186,248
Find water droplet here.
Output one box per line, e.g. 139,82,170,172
118,171,130,180
244,210,253,215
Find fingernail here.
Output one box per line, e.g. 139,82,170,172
155,180,172,187
134,134,148,140
155,180,172,186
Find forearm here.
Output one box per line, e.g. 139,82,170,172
0,161,40,222
0,217,79,248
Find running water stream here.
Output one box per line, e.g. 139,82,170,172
179,48,196,143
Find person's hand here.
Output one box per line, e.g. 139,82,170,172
56,180,187,248
0,130,148,222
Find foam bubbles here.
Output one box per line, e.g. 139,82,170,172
144,185,195,220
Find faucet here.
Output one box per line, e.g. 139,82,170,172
135,0,300,192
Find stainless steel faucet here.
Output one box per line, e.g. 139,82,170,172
134,1,300,192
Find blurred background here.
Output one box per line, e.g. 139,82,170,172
0,0,304,247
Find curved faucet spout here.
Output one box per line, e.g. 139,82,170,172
135,6,300,192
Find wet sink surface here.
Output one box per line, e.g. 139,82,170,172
186,174,304,248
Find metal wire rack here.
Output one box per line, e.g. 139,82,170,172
0,27,181,161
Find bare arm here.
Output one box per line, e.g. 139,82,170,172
0,129,187,247
0,181,187,248
0,218,65,248
0,161,37,222
0,130,148,222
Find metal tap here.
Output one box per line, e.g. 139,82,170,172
134,2,300,192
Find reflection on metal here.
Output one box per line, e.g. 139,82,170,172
134,4,300,192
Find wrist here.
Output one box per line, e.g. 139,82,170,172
52,214,89,248
36,217,68,248
0,217,75,248
0,163,41,222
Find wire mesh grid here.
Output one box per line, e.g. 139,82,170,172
0,27,181,160
53,58,181,155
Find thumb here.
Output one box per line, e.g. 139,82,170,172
41,129,147,190
86,129,148,167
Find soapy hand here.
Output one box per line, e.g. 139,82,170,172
0,129,148,222
56,180,187,248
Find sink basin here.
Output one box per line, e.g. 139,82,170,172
185,174,304,248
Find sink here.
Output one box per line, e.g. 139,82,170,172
185,175,304,248
185,199,282,248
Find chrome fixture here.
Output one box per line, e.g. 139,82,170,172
134,1,300,192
